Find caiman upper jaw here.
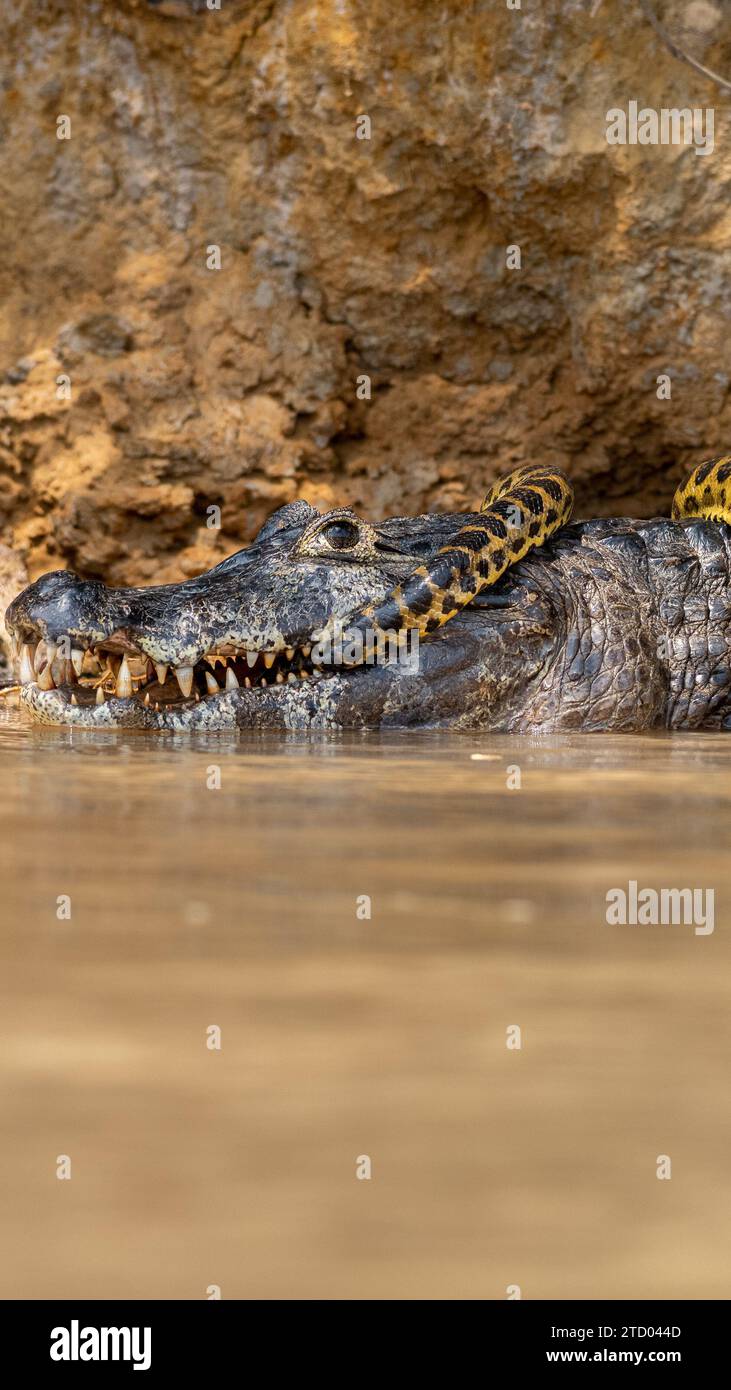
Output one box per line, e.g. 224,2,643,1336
4,568,339,726
2,556,344,717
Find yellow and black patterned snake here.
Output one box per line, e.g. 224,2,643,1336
337,454,731,645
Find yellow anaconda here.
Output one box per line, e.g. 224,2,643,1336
329,454,731,647
340,463,574,642
671,453,731,527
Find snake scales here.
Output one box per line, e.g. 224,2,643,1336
342,454,731,643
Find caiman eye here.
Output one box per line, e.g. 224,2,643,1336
295,511,377,561
322,519,359,551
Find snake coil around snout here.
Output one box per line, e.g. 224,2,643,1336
325,454,731,651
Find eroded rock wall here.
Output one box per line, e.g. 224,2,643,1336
1,0,730,585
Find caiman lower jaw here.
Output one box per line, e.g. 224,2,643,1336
12,636,338,729
19,677,350,730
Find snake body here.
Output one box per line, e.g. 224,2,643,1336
671,453,731,526
335,454,731,648
341,463,574,644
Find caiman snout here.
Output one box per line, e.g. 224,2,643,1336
5,561,324,725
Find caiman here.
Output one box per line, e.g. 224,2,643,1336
5,457,731,733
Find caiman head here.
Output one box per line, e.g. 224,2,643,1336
4,495,560,732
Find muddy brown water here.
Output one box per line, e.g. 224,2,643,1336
0,705,729,1299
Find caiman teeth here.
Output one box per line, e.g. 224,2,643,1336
116,655,133,699
175,666,195,698
23,633,332,713
19,644,35,684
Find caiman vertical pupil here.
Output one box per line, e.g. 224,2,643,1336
323,520,359,550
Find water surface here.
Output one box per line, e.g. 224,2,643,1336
0,707,728,1299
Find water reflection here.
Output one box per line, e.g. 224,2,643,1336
0,705,729,1298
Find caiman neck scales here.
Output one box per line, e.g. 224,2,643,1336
5,456,731,733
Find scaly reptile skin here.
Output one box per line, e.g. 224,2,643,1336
5,457,731,732
318,463,575,648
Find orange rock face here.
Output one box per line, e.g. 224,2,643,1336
1,0,730,586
